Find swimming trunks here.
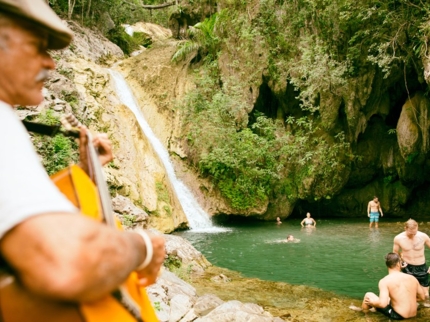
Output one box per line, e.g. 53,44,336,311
369,212,379,222
402,263,429,287
376,304,404,320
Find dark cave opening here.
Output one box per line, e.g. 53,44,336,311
385,67,428,128
250,78,279,123
249,77,301,127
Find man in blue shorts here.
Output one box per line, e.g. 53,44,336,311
367,196,383,228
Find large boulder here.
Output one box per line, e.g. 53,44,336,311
397,92,430,163
164,234,211,273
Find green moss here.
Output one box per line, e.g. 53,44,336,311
156,181,170,203
31,110,79,175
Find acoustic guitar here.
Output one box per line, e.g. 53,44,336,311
0,115,159,322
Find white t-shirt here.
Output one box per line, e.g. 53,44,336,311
0,101,77,238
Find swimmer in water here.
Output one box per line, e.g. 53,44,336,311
286,235,300,243
301,212,316,227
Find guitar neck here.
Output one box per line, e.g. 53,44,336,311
86,132,116,228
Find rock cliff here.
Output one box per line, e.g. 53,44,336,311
25,21,188,232
119,3,430,222
32,7,430,228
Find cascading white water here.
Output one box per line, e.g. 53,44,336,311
109,69,227,232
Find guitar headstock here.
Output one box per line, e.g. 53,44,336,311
60,114,83,132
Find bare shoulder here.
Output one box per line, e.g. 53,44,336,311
418,231,430,238
379,275,391,286
407,273,422,289
393,232,405,241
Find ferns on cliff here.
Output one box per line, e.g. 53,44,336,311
172,13,220,63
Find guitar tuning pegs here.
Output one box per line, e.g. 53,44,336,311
60,116,73,131
65,114,82,128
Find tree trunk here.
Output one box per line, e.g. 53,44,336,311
123,1,176,10
68,0,76,20
86,0,92,19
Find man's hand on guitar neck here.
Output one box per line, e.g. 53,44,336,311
79,127,114,175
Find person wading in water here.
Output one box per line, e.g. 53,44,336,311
367,196,383,228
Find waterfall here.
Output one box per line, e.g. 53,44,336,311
109,70,225,232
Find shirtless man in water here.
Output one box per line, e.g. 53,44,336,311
393,219,430,304
350,252,425,320
367,196,383,228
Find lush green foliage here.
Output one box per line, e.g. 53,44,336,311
173,0,430,212
254,0,430,109
180,66,352,210
32,110,79,175
50,0,173,28
52,0,430,212
172,13,220,63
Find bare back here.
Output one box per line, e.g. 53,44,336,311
381,272,421,318
393,231,430,265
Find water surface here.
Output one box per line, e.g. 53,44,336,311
175,219,430,299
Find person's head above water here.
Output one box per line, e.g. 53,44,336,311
286,235,294,241
384,252,401,269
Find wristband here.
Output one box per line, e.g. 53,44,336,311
135,230,153,271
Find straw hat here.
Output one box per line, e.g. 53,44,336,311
0,0,73,49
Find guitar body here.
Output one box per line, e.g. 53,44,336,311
0,275,84,322
0,165,158,322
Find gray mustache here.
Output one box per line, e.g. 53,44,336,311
35,69,50,82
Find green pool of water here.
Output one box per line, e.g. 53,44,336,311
175,219,430,299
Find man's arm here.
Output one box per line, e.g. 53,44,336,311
367,202,371,217
366,280,389,309
0,213,165,302
393,236,401,254
423,233,430,249
378,204,383,217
